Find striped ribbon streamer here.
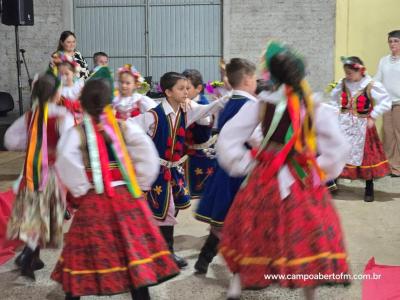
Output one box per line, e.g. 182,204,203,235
83,113,104,194
24,103,49,191
101,105,142,198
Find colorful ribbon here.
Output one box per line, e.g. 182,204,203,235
101,105,142,198
24,103,49,191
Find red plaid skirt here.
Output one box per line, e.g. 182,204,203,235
51,186,179,296
220,160,350,289
341,125,390,180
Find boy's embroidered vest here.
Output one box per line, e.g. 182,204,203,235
341,80,374,117
217,95,249,131
147,103,190,220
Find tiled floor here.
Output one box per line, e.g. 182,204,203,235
0,151,399,300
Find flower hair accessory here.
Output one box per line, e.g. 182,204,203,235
117,64,145,85
205,80,224,95
53,52,81,73
156,83,163,93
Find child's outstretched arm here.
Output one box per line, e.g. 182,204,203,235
186,95,229,127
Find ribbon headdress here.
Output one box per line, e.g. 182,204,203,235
340,56,366,75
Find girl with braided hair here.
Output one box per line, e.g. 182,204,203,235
217,42,351,300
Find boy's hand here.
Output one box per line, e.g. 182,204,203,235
180,98,192,112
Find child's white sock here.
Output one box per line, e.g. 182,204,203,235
226,273,241,299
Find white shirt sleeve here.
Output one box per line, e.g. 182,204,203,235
4,114,28,151
370,81,392,119
186,97,228,127
315,103,350,180
216,100,261,177
55,127,92,197
122,121,160,191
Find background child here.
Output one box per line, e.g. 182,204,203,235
194,58,260,275
217,41,351,300
51,77,179,300
330,56,392,201
113,64,157,120
182,69,216,199
93,51,109,68
5,73,74,280
57,56,84,123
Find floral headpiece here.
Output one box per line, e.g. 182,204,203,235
53,52,81,73
340,56,366,75
117,64,145,85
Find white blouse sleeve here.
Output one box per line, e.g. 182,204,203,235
55,127,92,197
122,121,160,191
139,95,158,113
370,81,392,119
4,114,28,151
58,112,75,136
186,97,228,127
216,100,260,177
315,103,350,180
127,111,157,137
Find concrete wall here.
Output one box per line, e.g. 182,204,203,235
223,0,336,91
0,0,73,113
1,0,336,113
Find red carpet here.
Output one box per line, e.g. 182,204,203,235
0,189,21,266
362,257,400,300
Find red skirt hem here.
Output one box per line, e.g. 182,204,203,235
340,125,390,180
220,160,350,289
51,187,179,296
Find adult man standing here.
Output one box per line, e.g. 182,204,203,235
375,30,400,177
